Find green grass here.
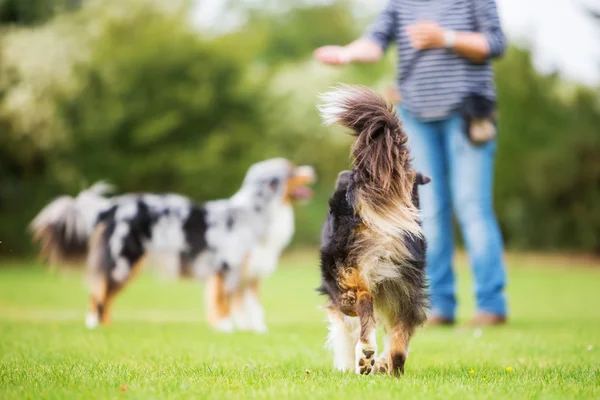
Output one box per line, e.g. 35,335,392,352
1,251,599,399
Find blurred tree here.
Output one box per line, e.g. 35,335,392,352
1,0,600,256
0,0,81,25
246,3,357,66
494,47,600,252
57,5,268,197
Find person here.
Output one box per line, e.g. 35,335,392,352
314,0,508,326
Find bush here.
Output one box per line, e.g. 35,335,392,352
494,47,600,252
0,0,272,254
1,1,599,256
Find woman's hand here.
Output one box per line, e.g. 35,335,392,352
406,21,445,50
314,46,351,66
314,40,384,65
406,20,492,61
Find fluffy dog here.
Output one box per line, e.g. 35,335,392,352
317,85,429,376
30,158,315,331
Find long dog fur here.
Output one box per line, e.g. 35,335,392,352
318,85,429,376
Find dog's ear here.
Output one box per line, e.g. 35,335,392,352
416,173,431,185
335,170,352,190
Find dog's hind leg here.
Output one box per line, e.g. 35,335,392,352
86,268,137,329
86,273,107,329
354,291,377,375
385,319,414,376
86,276,126,328
85,223,109,329
326,306,359,372
85,221,145,328
100,256,145,326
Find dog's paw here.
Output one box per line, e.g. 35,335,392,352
355,343,376,375
248,320,268,334
213,318,234,333
85,313,99,329
373,359,389,374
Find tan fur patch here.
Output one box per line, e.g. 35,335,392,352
205,273,231,326
284,172,315,204
337,267,369,316
248,280,260,299
387,322,413,376
356,292,375,343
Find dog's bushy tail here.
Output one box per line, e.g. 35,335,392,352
318,85,420,239
29,181,114,267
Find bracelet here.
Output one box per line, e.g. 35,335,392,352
443,30,456,49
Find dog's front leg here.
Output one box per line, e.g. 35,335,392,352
231,286,251,331
373,326,390,374
232,281,267,333
245,281,267,333
355,291,377,375
205,273,234,333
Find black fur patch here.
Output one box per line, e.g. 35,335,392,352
180,206,209,273
317,172,360,307
97,219,117,284
226,214,235,230
269,177,280,191
97,205,118,223
111,201,152,271
391,353,406,375
96,303,104,320
219,261,230,272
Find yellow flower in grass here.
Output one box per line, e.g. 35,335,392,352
482,378,487,381
469,369,475,374
506,367,513,372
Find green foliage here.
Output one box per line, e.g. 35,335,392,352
246,3,357,65
494,47,600,252
57,5,268,198
0,0,599,256
0,0,80,25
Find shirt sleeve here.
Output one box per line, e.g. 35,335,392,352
474,0,506,59
362,0,398,52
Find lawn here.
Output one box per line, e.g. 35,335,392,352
0,251,599,399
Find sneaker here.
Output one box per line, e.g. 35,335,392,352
426,314,455,327
465,312,507,326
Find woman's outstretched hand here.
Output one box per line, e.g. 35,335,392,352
315,40,384,65
314,45,351,65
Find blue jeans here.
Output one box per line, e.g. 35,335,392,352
398,107,507,319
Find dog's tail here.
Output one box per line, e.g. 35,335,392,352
318,85,421,238
29,181,114,267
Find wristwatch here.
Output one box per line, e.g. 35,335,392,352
443,30,456,49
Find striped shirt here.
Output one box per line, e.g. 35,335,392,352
364,0,506,121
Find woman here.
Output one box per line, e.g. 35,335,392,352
315,0,508,326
